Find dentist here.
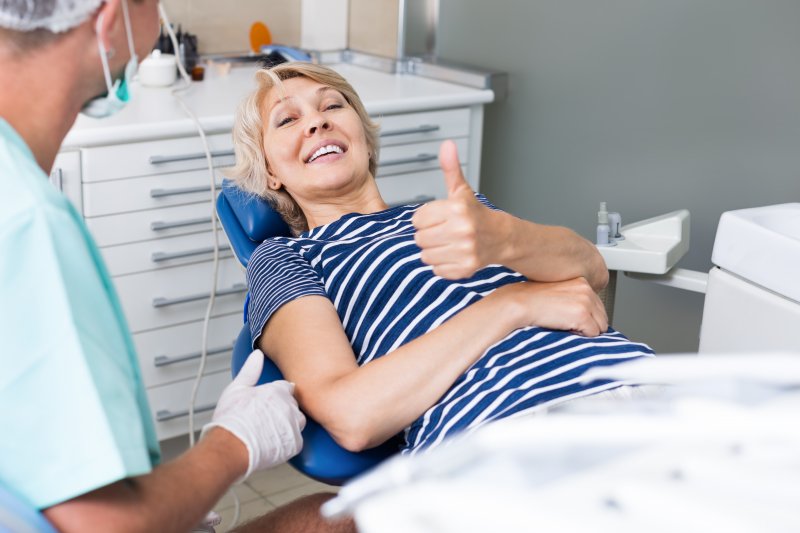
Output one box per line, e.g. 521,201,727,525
0,1,351,531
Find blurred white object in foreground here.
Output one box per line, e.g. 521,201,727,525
324,353,800,533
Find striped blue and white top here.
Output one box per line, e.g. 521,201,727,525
247,196,654,454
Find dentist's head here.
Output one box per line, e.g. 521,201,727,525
0,0,160,169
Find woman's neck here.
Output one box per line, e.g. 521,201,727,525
302,179,389,229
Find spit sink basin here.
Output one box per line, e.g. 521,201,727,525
712,203,800,304
597,210,690,275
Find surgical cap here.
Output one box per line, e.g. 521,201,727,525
0,0,104,33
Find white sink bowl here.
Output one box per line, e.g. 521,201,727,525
598,210,690,274
712,203,800,304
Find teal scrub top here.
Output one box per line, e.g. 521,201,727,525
0,119,161,509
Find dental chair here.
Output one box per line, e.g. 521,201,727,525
216,180,401,486
0,484,58,533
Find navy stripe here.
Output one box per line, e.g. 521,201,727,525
246,196,654,453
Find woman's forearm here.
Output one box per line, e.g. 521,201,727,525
493,210,609,291
330,289,527,448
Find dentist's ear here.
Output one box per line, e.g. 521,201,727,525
93,0,123,52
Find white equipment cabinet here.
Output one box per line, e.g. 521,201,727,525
57,63,494,441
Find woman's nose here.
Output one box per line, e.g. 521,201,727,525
306,115,331,136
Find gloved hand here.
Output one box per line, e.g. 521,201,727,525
202,350,306,481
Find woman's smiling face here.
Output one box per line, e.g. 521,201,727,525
261,76,372,206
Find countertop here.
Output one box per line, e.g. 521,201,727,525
63,63,495,149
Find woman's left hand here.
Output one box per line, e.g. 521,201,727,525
412,140,505,279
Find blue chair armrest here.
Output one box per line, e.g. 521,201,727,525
232,323,399,485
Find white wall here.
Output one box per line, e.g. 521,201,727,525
437,0,800,353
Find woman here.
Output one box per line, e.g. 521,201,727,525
228,62,653,455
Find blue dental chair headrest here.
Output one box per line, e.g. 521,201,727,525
217,180,291,267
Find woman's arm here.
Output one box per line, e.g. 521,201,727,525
260,278,606,452
412,141,608,291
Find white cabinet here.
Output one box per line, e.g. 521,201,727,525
60,92,487,441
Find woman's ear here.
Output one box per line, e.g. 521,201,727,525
264,160,281,189
266,168,282,190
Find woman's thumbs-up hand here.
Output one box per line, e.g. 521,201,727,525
412,140,507,280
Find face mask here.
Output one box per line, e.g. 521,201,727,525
82,1,139,119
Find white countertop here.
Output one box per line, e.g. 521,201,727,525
64,63,494,149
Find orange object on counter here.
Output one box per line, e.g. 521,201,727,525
191,65,205,81
249,22,272,53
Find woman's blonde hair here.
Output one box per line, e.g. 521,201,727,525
226,62,380,235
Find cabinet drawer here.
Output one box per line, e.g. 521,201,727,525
101,230,234,276
376,108,470,147
81,133,235,183
148,369,231,441
377,137,469,178
86,202,219,247
83,169,228,217
376,167,465,207
114,257,246,333
134,313,241,388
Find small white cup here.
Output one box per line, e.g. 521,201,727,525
139,50,177,87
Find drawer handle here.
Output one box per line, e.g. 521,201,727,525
379,124,440,137
156,403,216,422
150,183,222,198
152,246,222,263
151,217,212,231
50,167,63,191
379,153,438,168
154,342,235,367
149,150,235,165
152,283,247,308
388,195,436,208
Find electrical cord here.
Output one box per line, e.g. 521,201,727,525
158,2,241,527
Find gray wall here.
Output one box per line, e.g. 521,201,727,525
437,0,800,354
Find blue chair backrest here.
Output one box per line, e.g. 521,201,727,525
216,180,399,485
0,485,58,533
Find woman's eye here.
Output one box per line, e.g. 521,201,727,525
325,103,343,111
277,116,293,127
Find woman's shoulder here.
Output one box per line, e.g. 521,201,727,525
248,237,305,269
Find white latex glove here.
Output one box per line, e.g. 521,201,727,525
202,350,306,481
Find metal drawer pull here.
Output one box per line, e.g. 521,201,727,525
379,124,440,137
152,246,219,263
156,403,216,422
152,283,247,308
149,150,235,165
50,168,63,191
154,342,235,367
151,217,212,231
379,153,438,167
388,195,436,208
150,183,222,198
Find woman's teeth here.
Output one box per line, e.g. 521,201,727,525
308,144,344,163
